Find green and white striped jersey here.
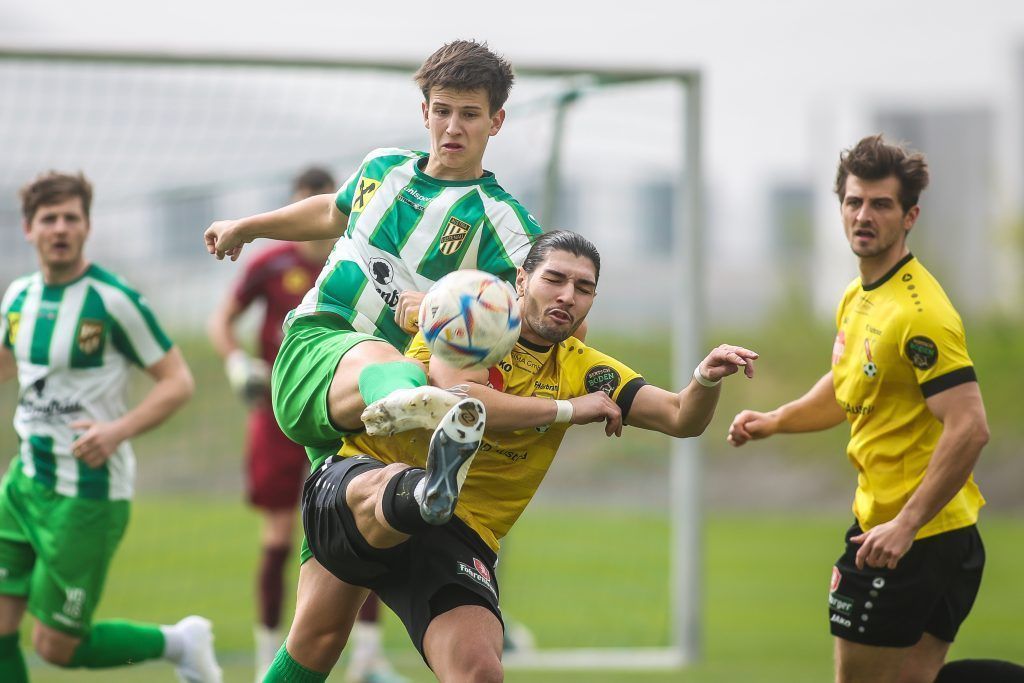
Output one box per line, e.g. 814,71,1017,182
284,148,544,350
0,264,173,501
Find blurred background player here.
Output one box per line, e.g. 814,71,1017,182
0,172,220,682
208,167,406,683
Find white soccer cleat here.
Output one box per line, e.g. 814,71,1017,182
419,398,486,525
361,386,463,436
171,616,223,683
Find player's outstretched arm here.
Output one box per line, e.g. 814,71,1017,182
70,347,195,468
204,193,346,261
727,371,845,447
428,358,623,435
627,344,758,438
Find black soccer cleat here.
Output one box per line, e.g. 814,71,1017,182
419,398,486,525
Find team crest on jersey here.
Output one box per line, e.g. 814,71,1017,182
282,267,310,295
6,312,19,346
352,177,380,212
862,339,877,378
905,336,938,370
439,217,472,255
77,320,104,355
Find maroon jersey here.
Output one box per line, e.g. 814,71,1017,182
233,243,324,365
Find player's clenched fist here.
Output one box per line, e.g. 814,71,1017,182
569,390,623,437
204,219,247,261
727,409,778,446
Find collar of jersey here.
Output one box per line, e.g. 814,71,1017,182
517,336,553,353
39,263,95,290
415,156,496,187
861,252,915,292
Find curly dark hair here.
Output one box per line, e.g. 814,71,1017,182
834,135,930,213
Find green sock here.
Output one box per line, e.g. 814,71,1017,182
357,361,427,406
0,633,28,683
263,644,328,682
68,620,165,668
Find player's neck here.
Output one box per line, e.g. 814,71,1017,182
422,156,485,182
858,246,910,288
41,259,89,286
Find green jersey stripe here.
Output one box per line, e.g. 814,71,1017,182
87,267,172,356
29,285,64,365
27,435,57,490
69,285,107,369
77,459,110,500
368,178,446,257
476,217,518,285
416,190,487,281
318,260,370,321
373,301,409,350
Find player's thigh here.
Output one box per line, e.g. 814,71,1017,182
896,633,950,683
287,558,368,672
326,336,416,425
271,316,384,441
31,621,81,665
423,604,503,683
27,498,129,637
835,638,909,683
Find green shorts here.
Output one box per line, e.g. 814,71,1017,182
0,461,129,636
271,315,379,466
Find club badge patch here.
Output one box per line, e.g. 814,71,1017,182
77,320,104,355
862,339,877,378
584,365,620,396
439,217,472,255
352,177,380,212
905,336,938,370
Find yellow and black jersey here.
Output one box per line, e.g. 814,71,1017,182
832,253,983,539
341,334,646,552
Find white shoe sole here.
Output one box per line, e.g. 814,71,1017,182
419,398,486,525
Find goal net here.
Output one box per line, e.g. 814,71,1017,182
0,46,703,672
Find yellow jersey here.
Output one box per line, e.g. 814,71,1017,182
341,335,645,551
832,253,983,539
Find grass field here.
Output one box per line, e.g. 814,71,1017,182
23,499,1024,682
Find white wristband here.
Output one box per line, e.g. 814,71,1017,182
553,399,575,423
693,365,721,388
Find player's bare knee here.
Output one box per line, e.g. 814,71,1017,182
458,654,503,683
32,625,77,667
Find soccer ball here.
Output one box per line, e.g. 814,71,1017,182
419,270,521,370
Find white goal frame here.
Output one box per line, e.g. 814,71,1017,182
0,45,705,670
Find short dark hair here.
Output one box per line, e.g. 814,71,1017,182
292,166,336,195
414,40,515,114
19,171,93,223
834,135,930,213
521,230,601,284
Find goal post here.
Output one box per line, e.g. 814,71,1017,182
0,44,704,669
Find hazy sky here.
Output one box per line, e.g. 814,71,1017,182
4,0,1024,258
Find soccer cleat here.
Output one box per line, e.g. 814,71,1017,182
361,385,463,436
172,616,223,683
419,398,486,525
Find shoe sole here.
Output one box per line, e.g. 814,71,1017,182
419,398,486,525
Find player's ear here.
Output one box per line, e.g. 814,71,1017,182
422,100,429,129
902,204,920,233
489,108,505,136
515,267,526,298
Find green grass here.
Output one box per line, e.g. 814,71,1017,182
24,499,1024,682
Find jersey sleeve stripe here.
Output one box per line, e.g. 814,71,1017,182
616,377,648,421
920,366,977,398
91,281,169,367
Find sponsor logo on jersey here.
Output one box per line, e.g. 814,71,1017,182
830,566,841,593
478,441,527,462
584,365,620,396
829,592,854,616
862,339,877,378
368,258,395,286
832,330,846,365
457,560,496,597
397,193,426,212
905,336,938,370
439,217,472,255
282,267,310,295
838,399,873,416
398,186,429,212
6,312,19,346
352,177,380,212
511,350,542,372
76,320,104,355
473,558,491,581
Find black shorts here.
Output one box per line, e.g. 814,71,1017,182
828,520,984,647
302,455,503,659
